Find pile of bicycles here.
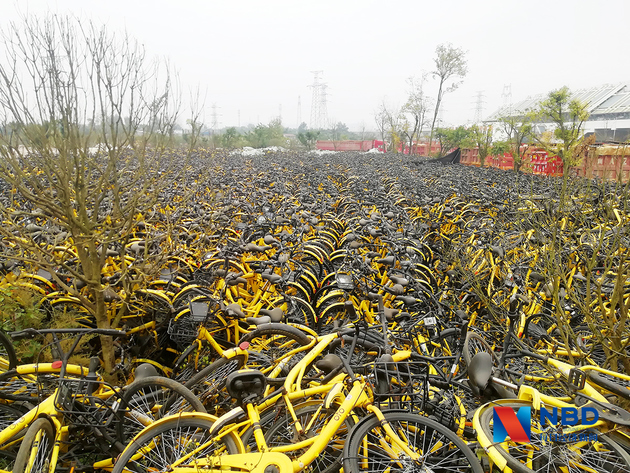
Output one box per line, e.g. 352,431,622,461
2,149,630,472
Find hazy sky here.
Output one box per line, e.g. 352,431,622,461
3,0,629,131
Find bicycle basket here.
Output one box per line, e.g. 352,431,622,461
366,360,429,412
167,313,200,347
167,300,209,347
54,376,123,428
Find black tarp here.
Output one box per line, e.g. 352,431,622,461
428,148,461,164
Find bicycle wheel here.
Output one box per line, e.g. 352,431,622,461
240,323,312,374
184,354,247,415
13,417,55,473
0,403,29,470
463,331,499,368
111,415,239,473
264,403,354,473
477,400,630,473
117,375,206,444
343,411,483,473
587,371,630,401
0,330,17,371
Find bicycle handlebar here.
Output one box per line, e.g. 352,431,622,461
10,328,127,339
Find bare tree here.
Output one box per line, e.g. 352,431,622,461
375,100,405,153
186,85,207,152
402,76,431,156
428,44,468,153
0,14,185,372
374,103,389,149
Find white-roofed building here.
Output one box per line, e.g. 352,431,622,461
486,82,630,142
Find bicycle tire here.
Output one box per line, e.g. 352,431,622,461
117,375,206,444
462,331,499,368
240,323,312,374
0,403,29,470
184,354,247,414
264,403,354,473
0,330,17,370
477,400,630,473
13,417,55,473
111,415,239,473
343,411,483,473
587,371,630,401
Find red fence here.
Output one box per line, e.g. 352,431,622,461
461,147,565,177
461,144,630,182
316,140,385,151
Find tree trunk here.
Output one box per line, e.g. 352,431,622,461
429,79,445,155
92,288,115,373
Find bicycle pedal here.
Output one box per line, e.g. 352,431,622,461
568,368,586,390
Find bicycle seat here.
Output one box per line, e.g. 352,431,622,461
385,284,405,296
263,235,280,246
133,363,160,380
384,307,399,321
396,295,417,306
226,369,267,403
389,275,409,286
377,256,395,266
226,303,246,318
246,316,271,326
529,271,546,282
259,308,284,322
467,352,493,397
244,243,272,252
262,273,282,284
489,245,504,258
316,354,343,374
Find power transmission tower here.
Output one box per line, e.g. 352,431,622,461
308,71,329,130
279,104,282,122
319,83,329,130
473,91,485,124
211,103,221,131
309,71,322,129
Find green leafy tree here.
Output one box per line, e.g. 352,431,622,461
534,87,590,169
297,129,320,150
435,126,470,157
222,127,241,149
429,44,468,152
245,118,285,148
499,114,534,172
467,124,493,167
